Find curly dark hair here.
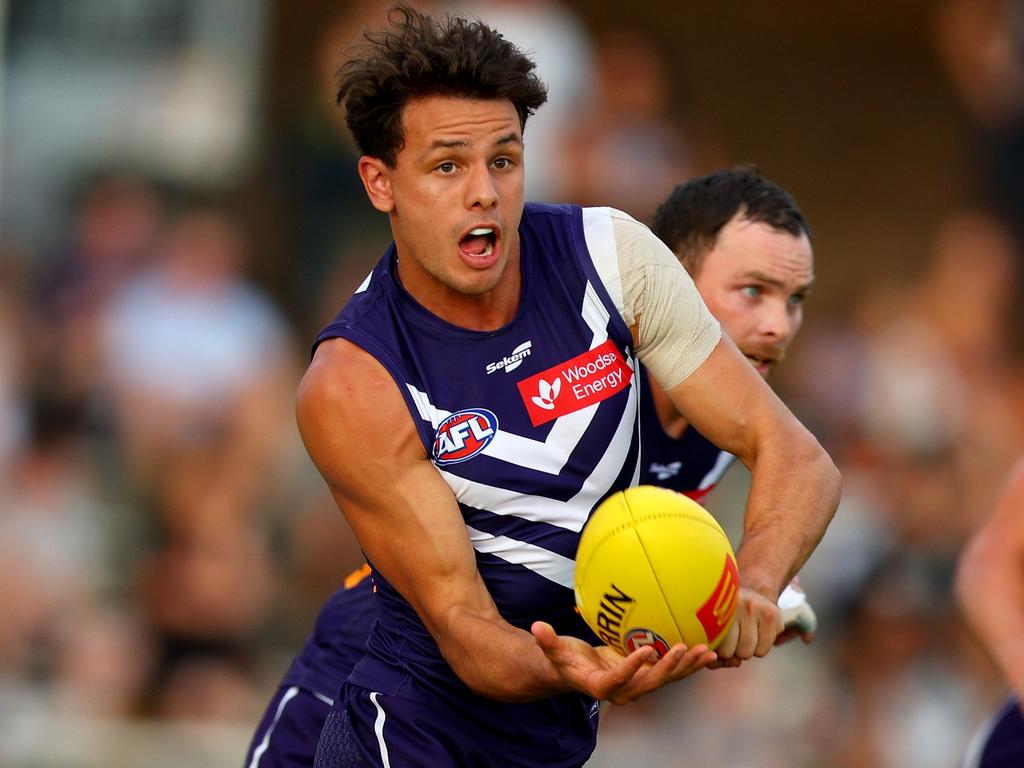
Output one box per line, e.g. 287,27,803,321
651,166,811,275
336,4,549,167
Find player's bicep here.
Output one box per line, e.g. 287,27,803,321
296,338,496,633
661,335,802,466
604,210,721,388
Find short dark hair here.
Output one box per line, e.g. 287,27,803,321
651,166,811,274
336,4,548,167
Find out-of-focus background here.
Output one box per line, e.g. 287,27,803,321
1,0,1023,765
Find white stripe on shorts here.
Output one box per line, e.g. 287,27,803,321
960,703,1002,768
312,690,335,706
369,691,392,768
248,686,301,768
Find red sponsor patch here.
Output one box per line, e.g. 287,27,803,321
517,339,632,427
696,553,739,645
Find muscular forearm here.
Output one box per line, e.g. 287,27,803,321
432,606,570,702
736,438,840,599
957,538,1024,698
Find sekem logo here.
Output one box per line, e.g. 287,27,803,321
486,340,533,374
433,409,498,465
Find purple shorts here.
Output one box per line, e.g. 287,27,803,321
962,695,1024,768
314,682,593,768
246,685,335,768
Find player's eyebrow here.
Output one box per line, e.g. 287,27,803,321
424,132,522,154
742,270,815,293
427,138,468,150
494,132,521,147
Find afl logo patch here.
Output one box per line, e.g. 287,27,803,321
433,409,498,465
624,628,671,659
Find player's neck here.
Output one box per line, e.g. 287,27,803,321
396,251,522,332
646,370,689,439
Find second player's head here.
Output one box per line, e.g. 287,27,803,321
652,167,814,379
336,5,548,313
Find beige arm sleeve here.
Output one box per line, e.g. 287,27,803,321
612,210,721,390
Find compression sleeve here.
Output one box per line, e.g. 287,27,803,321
609,209,721,390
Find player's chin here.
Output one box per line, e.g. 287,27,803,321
453,264,506,295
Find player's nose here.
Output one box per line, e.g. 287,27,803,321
466,163,498,210
758,299,796,343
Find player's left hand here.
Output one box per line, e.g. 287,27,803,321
531,621,716,705
774,578,818,646
709,586,784,668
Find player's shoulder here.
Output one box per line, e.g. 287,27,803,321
576,205,643,228
298,338,396,423
523,200,578,219
297,337,420,473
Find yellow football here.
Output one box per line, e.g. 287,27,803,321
574,485,739,656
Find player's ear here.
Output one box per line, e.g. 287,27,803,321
358,156,395,213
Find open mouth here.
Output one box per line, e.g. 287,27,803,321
459,227,498,264
744,354,775,375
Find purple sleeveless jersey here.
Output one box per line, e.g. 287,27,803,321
315,203,640,766
252,203,730,767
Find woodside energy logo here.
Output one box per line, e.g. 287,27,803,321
517,340,632,427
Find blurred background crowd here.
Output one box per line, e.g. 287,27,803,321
1,0,1023,765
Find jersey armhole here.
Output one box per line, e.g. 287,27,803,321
317,326,436,455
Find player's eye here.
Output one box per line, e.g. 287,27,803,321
740,285,761,298
493,157,512,169
788,292,806,306
436,161,457,174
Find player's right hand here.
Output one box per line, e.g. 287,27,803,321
531,621,716,705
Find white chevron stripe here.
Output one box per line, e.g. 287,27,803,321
466,526,575,588
581,280,612,349
407,381,606,476
406,384,450,428
483,406,595,474
582,208,626,325
405,278,625,476
355,270,374,294
698,451,736,490
441,376,638,532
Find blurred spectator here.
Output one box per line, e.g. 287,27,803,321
832,555,994,768
0,392,109,675
269,0,394,334
154,651,259,722
97,202,294,717
0,263,29,473
101,202,296,527
860,211,1022,549
30,172,164,437
446,0,597,201
50,604,155,718
936,0,1024,238
784,210,1023,556
935,0,1024,354
560,30,714,216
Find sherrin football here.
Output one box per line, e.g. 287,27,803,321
574,485,739,657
